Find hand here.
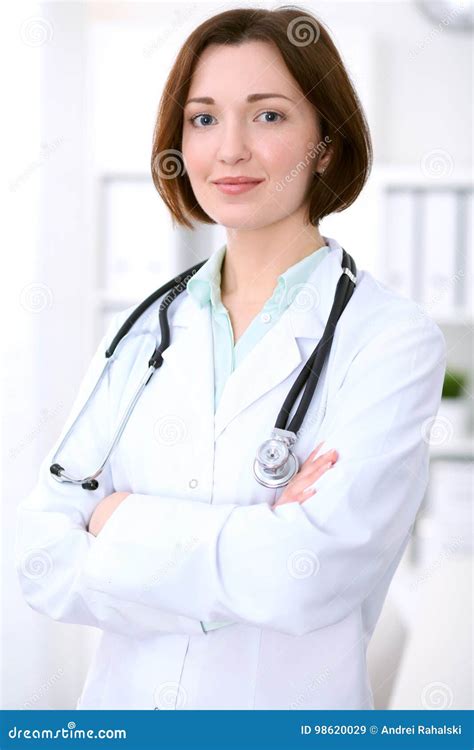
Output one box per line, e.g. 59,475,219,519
273,443,338,507
87,491,130,537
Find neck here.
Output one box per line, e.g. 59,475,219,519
220,212,327,304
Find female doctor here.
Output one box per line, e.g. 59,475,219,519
16,7,447,710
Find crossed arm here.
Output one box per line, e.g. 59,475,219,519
87,444,339,536
16,315,446,638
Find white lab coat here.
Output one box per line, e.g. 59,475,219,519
15,237,447,710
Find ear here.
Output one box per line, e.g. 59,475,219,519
312,141,333,175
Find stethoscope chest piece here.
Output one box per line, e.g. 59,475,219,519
49,248,356,492
253,427,299,489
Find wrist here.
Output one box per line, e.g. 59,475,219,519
88,491,130,536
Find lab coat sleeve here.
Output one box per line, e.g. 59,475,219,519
80,316,447,636
14,311,204,638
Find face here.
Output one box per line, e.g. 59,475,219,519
181,40,330,231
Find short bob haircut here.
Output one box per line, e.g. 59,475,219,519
151,5,372,229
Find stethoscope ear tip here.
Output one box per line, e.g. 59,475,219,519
82,479,99,491
50,463,63,478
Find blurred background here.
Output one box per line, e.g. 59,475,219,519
2,0,473,710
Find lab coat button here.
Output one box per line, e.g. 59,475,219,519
189,478,198,488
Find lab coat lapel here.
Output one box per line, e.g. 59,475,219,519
214,244,344,439
161,242,344,441
160,299,215,436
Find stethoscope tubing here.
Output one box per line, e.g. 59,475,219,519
276,250,356,434
50,249,356,491
50,261,206,490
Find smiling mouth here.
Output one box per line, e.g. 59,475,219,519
212,179,264,185
212,180,264,195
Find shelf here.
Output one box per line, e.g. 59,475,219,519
429,436,474,460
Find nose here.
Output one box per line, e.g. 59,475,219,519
216,117,251,164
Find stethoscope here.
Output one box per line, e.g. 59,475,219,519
50,248,356,492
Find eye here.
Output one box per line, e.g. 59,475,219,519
256,110,286,124
188,113,216,128
187,110,286,128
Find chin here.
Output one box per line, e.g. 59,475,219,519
207,205,277,228
212,215,269,231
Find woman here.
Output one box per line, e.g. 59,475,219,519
16,7,446,710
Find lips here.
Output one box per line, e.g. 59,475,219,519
212,177,264,185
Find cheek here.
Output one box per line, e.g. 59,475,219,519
259,136,313,184
181,131,210,175
183,153,206,177
250,133,290,170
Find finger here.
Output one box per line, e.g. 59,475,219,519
275,486,316,506
302,447,338,471
289,461,335,495
297,451,338,481
309,457,337,476
298,488,317,503
275,455,336,505
303,443,325,464
291,486,318,504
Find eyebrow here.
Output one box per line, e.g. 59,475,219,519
184,93,294,106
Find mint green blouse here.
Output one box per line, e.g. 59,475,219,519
186,242,330,632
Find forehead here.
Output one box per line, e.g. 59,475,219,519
187,40,302,100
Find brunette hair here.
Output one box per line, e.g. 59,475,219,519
151,6,372,229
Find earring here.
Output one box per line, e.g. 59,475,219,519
312,168,326,176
